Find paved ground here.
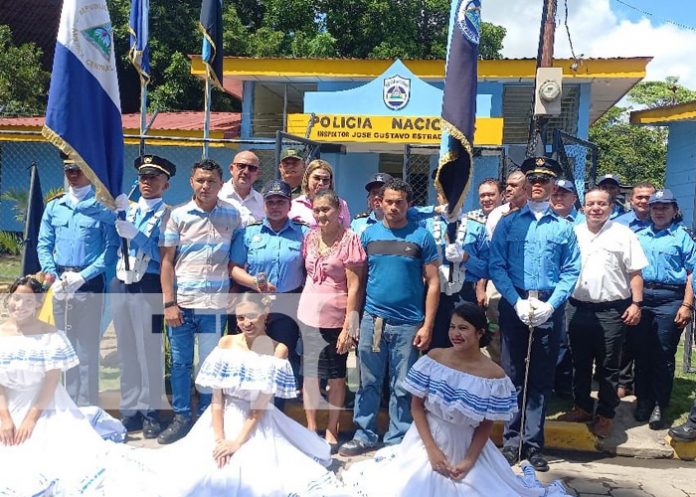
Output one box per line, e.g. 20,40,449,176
126,430,695,496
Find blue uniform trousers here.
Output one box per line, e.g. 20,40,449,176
633,287,684,410
53,274,105,406
110,274,165,421
499,296,562,452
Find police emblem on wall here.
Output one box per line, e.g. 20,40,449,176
383,75,411,111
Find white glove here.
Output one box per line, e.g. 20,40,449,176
61,271,86,295
115,219,139,240
114,193,130,212
514,299,532,325
529,298,555,327
51,279,67,301
444,243,465,263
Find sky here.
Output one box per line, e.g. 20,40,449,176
484,0,696,90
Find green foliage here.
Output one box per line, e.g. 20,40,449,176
0,187,63,225
0,232,22,256
0,25,51,116
628,77,696,109
589,106,667,187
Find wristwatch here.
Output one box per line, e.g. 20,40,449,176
164,300,178,309
631,301,643,308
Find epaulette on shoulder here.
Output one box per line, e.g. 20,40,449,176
46,192,65,203
353,210,370,220
247,220,263,226
292,218,309,226
466,210,486,224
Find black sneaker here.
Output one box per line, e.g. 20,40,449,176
648,405,664,430
143,418,163,439
157,415,192,445
668,423,696,443
501,446,519,466
120,414,143,433
525,449,549,472
338,439,379,457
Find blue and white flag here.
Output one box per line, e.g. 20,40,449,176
435,0,480,219
200,0,224,90
42,0,124,207
129,0,150,83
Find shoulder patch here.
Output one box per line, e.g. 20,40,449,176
292,218,308,226
466,210,486,224
354,210,370,220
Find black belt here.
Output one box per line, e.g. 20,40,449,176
57,265,86,273
514,287,552,301
569,297,630,311
644,282,686,292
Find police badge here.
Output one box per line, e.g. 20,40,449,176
383,75,411,111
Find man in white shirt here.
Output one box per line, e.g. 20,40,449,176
559,188,647,439
219,150,265,226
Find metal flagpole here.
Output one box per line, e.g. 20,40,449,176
203,77,212,159
139,82,148,157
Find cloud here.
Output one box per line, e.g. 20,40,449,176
484,0,696,89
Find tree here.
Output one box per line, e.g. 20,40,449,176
589,77,696,187
589,106,667,187
0,24,50,116
627,77,696,109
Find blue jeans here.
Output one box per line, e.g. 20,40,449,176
353,313,420,445
167,308,224,417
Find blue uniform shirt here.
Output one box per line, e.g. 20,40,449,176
126,200,167,275
362,220,440,325
489,203,581,309
564,207,585,226
230,218,309,292
615,210,651,233
425,213,489,282
637,222,696,285
37,191,119,281
610,203,626,220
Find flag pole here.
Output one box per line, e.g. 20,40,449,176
203,76,212,159
139,80,148,157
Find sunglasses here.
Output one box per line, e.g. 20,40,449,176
527,174,551,185
233,162,259,172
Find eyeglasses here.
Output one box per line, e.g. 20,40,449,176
527,174,551,185
233,162,259,172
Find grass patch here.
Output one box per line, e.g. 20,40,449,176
668,341,696,426
0,255,20,283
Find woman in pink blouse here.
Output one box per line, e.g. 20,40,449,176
297,189,366,451
289,159,351,228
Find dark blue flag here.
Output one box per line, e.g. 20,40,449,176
21,164,44,276
435,0,480,218
200,0,223,89
129,0,150,83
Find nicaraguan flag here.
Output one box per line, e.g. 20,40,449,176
129,0,150,83
435,0,480,218
42,0,124,207
200,0,224,89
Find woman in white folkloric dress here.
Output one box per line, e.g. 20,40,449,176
342,302,572,497
0,276,115,497
110,292,353,497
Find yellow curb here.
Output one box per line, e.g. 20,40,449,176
666,435,696,461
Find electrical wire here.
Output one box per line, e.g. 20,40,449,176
562,0,582,71
612,0,696,32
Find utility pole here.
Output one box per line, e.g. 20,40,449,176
526,0,558,157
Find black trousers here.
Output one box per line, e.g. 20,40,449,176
430,281,478,350
568,298,630,419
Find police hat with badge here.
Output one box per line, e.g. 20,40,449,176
520,156,562,182
60,151,81,171
365,172,393,192
648,188,677,206
262,179,292,199
134,155,176,178
555,179,577,194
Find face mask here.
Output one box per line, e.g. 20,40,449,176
138,196,162,211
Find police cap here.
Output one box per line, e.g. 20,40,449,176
60,151,80,171
279,148,303,162
262,179,292,199
597,174,620,186
555,179,576,194
365,172,393,192
520,156,562,179
134,155,176,178
648,189,677,205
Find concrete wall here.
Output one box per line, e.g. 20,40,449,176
664,121,696,228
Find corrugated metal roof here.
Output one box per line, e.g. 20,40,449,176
0,112,241,135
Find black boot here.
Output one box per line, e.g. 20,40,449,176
648,405,664,430
668,423,696,442
157,414,192,445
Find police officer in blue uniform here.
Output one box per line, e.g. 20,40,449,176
489,157,581,471
427,192,489,349
633,189,696,429
597,174,627,220
37,152,119,406
230,179,309,383
109,155,175,437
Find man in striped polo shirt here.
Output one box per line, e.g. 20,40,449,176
159,159,242,444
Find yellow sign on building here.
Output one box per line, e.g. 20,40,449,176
287,114,504,145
